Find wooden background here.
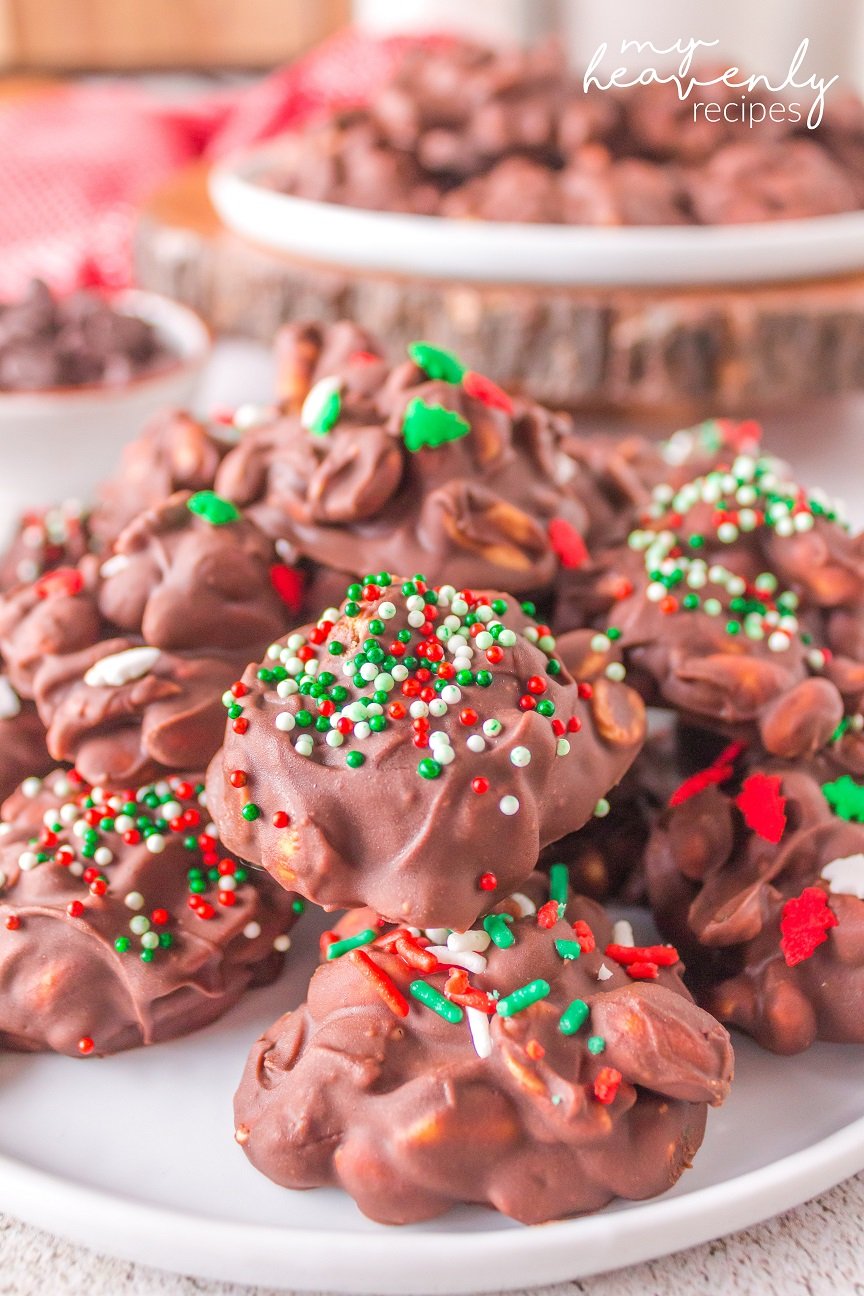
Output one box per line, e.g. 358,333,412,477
0,0,347,69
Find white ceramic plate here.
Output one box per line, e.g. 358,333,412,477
1,904,863,1295
210,144,864,288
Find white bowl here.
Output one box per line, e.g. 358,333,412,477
210,141,864,289
0,289,211,547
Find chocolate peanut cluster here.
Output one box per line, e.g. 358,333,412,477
0,491,299,784
235,877,732,1224
0,768,300,1056
645,741,864,1054
263,39,862,226
0,279,171,392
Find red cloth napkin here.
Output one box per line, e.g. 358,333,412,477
0,29,438,298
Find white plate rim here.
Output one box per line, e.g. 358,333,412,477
209,143,864,289
2,1106,863,1294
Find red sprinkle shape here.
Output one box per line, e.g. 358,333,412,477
479,872,498,891
77,1036,95,1056
536,901,561,929
669,741,745,808
780,887,838,967
349,949,409,1018
548,518,589,570
444,967,496,1013
269,564,304,613
735,773,787,844
34,567,83,600
462,369,514,414
593,1066,623,1105
572,920,596,953
605,943,679,967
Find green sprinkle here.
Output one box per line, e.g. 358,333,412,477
114,936,130,953
559,999,589,1035
326,928,377,960
409,979,464,1023
496,979,551,1018
309,388,341,436
483,912,514,948
402,398,471,453
549,862,569,905
555,939,582,962
587,1035,606,1055
186,490,240,526
241,803,260,822
346,751,365,769
823,774,864,823
292,897,306,914
407,341,466,384
417,757,442,780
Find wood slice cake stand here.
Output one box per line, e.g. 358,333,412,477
135,162,864,416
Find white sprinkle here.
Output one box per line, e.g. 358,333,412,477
440,685,461,705
436,747,455,765
275,712,296,732
428,698,448,718
510,746,531,767
556,738,571,756
499,795,519,816
273,933,292,952
295,735,314,757
426,946,487,975
354,722,371,741
219,876,238,891
821,854,864,898
94,848,113,867
243,921,262,940
447,929,491,953
407,610,426,628
125,891,145,910
467,1007,492,1059
84,646,161,689
509,892,537,917
326,731,344,748
378,601,396,620
409,701,429,719
768,631,790,653
597,963,613,981
99,553,130,579
612,919,635,947
18,852,38,871
466,735,486,753
145,834,166,855
21,777,43,798
483,719,502,738
424,927,451,945
392,664,409,682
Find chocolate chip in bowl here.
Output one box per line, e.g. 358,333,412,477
0,281,210,552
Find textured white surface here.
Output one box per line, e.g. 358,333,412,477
0,1172,860,1296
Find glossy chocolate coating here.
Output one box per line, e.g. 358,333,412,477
207,579,646,930
215,342,612,600
0,492,296,784
0,768,299,1056
234,886,732,1224
645,745,864,1053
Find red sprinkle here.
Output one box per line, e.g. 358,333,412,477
66,901,84,918
233,718,249,735
269,564,304,613
151,908,169,925
230,682,248,699
669,741,744,807
526,675,547,695
349,949,409,1018
736,773,787,844
593,1066,623,1105
479,872,498,892
272,811,291,828
525,1039,546,1061
548,518,589,570
77,1036,95,1056
394,935,439,974
229,770,247,788
572,920,596,953
536,900,561,929
780,887,838,967
472,777,490,795
34,567,83,599
605,943,679,967
444,967,496,1013
624,961,660,980
462,369,514,414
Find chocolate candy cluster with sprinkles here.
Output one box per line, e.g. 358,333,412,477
207,573,646,930
645,738,864,1055
234,870,732,1225
0,768,300,1057
0,489,301,785
556,451,864,761
213,332,625,603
